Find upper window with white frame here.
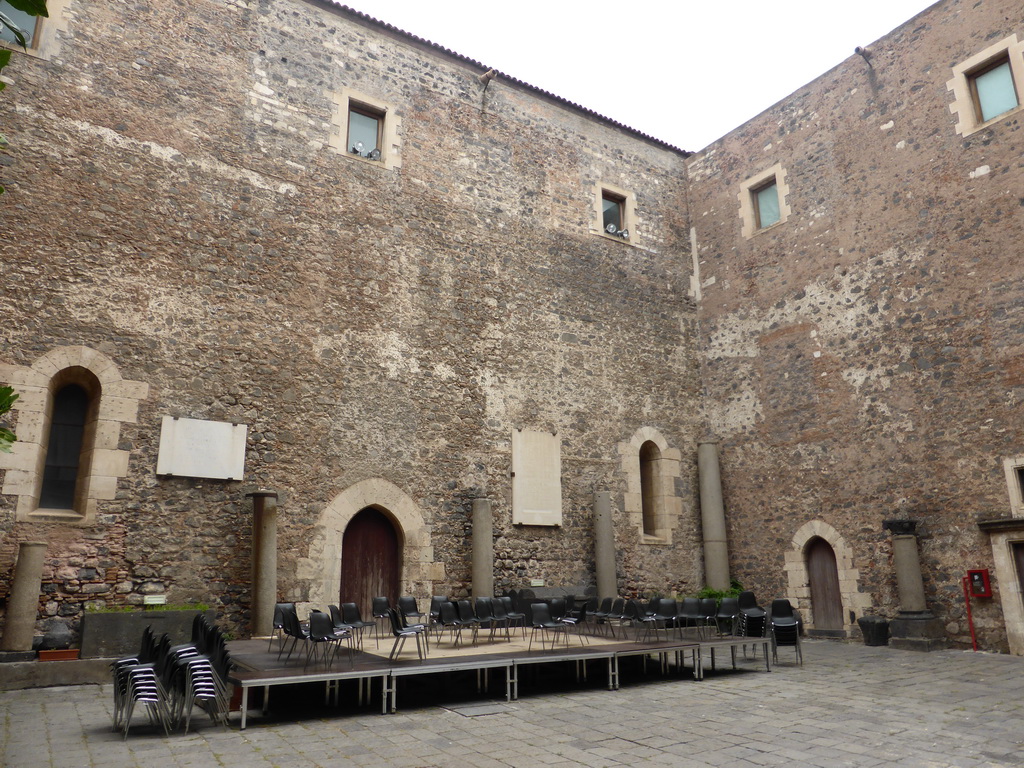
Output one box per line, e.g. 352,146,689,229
0,0,40,48
738,163,790,239
1003,454,1024,518
0,0,70,59
947,35,1024,137
752,178,781,229
593,182,637,244
347,102,384,160
329,87,402,171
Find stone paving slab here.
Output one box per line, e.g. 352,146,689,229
2,640,1023,767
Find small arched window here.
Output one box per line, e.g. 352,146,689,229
2,347,147,525
39,384,89,509
639,440,661,536
37,369,100,514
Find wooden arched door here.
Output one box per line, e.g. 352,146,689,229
807,537,844,632
341,507,400,615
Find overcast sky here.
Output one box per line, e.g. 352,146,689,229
342,0,936,151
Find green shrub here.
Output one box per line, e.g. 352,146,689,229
692,579,744,604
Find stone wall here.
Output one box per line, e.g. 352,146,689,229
0,0,702,643
689,0,1024,649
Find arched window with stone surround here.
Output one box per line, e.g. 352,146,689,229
640,440,661,536
618,427,683,544
0,346,148,525
39,377,98,511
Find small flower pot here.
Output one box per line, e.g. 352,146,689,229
38,648,80,661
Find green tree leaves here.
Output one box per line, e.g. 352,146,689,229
0,385,18,453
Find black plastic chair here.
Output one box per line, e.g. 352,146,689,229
371,596,391,647
341,602,375,650
476,597,507,641
644,598,679,641
605,598,626,638
769,599,803,665
456,600,480,646
387,608,427,661
267,602,292,652
716,597,740,636
561,601,589,645
429,595,447,637
278,604,309,662
592,597,613,636
500,596,526,638
528,602,568,651
699,598,720,637
622,599,651,640
398,596,425,628
677,598,704,638
328,604,353,634
738,591,768,658
489,597,513,641
438,600,466,647
549,598,567,621
738,591,767,639
306,610,349,669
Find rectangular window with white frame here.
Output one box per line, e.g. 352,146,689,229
0,0,40,47
1003,455,1024,518
753,179,781,229
347,102,384,160
593,182,637,243
739,163,790,239
0,0,70,59
947,35,1024,137
328,87,402,171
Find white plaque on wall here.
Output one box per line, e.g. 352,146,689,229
512,429,562,526
156,416,248,480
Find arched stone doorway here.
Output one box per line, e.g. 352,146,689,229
784,520,871,637
806,537,843,634
341,507,401,613
296,478,439,614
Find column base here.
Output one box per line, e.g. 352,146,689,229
889,613,947,652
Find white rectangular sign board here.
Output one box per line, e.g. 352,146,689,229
156,416,248,480
512,429,562,526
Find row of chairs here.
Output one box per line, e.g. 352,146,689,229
584,591,802,663
589,596,726,640
433,595,528,647
271,603,358,668
112,615,232,739
272,600,431,664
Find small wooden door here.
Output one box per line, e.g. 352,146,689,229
807,537,844,631
341,507,400,616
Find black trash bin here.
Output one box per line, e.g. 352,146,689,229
857,615,890,646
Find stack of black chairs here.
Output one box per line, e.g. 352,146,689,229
737,590,767,639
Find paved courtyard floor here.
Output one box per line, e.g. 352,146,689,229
2,639,1023,767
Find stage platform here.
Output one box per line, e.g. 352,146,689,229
227,628,772,729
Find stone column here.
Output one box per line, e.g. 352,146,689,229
883,519,946,651
471,497,493,599
248,490,278,639
0,541,46,652
594,491,616,598
698,439,730,591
